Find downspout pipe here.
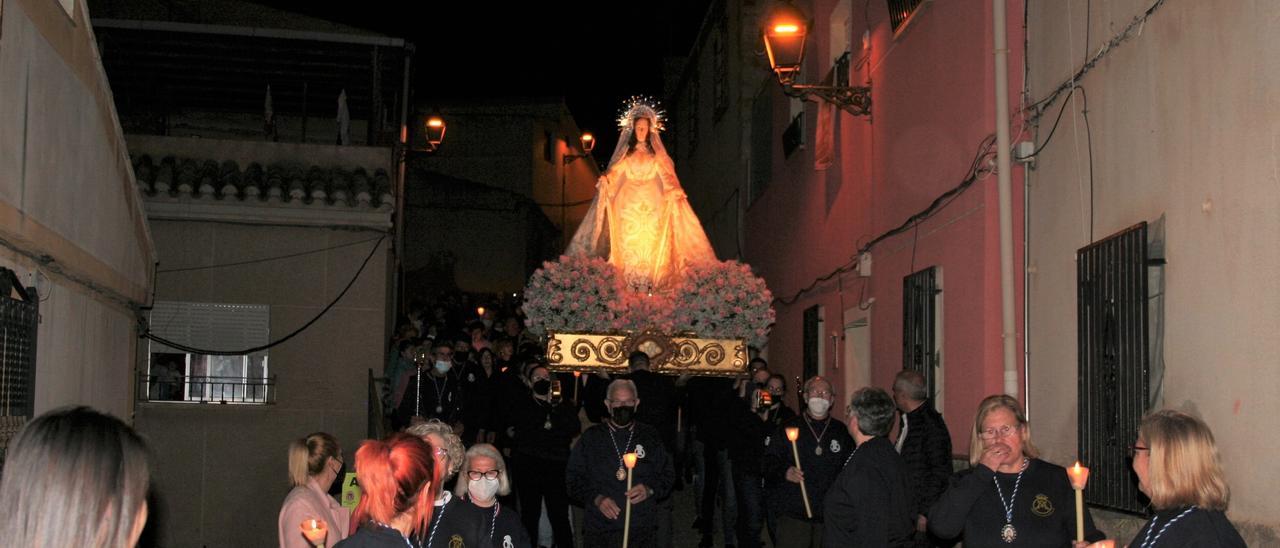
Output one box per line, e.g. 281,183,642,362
993,0,1020,398
392,45,413,322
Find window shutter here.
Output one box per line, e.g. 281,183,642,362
149,302,270,356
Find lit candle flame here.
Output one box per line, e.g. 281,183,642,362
623,452,638,469
785,427,799,442
1068,460,1090,490
299,518,328,544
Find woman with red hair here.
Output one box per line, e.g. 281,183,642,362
335,433,438,547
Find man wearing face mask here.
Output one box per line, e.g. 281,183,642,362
762,376,854,547
567,379,674,548
507,364,580,548
395,339,465,429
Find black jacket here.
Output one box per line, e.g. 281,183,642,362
422,494,487,548
507,393,581,462
334,524,414,548
928,458,1104,547
396,370,464,426
460,496,535,548
566,421,675,534
822,436,916,547
762,413,856,521
1128,507,1245,548
898,401,954,516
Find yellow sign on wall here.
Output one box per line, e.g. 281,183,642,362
340,472,361,510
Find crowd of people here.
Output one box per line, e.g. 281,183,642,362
0,296,1249,548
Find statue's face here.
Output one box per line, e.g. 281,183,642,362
634,117,650,144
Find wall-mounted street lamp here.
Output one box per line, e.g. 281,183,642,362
763,1,871,116
564,132,596,164
424,115,446,151
560,132,596,244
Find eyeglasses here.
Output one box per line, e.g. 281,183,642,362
1127,445,1149,458
466,469,501,481
978,424,1019,440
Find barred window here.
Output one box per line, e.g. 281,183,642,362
903,267,941,408
888,0,930,35
142,301,274,404
0,269,39,470
1077,222,1155,513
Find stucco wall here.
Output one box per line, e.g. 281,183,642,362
0,0,155,419
678,0,1027,453
1026,0,1280,535
135,220,388,547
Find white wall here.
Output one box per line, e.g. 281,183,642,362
1027,0,1280,535
0,0,155,419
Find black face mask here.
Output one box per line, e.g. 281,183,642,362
755,381,767,389
611,405,636,426
532,379,551,396
326,459,347,497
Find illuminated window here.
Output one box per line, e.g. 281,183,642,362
143,301,273,404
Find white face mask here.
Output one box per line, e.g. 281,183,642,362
434,360,452,374
807,397,832,417
468,477,499,502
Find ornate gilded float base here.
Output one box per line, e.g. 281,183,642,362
546,330,747,377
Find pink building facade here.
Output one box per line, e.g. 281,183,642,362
671,0,1026,455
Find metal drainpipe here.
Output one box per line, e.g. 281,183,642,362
1022,0,1033,421
993,0,1020,398
393,46,413,322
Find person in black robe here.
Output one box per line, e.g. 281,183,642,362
566,379,674,548
822,387,915,547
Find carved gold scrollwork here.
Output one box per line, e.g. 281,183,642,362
547,339,563,363
547,331,747,377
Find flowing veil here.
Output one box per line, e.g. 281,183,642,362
566,99,717,291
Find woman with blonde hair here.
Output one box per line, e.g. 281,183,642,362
278,432,350,547
453,443,532,547
1126,409,1244,547
0,406,151,548
929,395,1103,547
406,419,486,547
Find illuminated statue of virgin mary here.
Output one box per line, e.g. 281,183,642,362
567,98,717,291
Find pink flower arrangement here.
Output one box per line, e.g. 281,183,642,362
523,255,621,336
524,257,775,346
671,261,776,347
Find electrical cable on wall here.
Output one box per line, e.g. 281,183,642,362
140,234,386,356
1022,0,1167,123
157,235,385,274
775,133,997,306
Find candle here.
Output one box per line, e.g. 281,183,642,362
477,306,486,317
299,518,328,548
1068,460,1090,542
573,371,581,401
783,427,812,518
622,452,638,548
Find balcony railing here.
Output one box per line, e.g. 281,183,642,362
137,373,276,404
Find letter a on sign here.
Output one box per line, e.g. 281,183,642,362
341,472,362,510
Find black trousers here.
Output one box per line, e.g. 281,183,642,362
513,454,575,548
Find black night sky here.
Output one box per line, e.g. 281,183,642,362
261,1,715,162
